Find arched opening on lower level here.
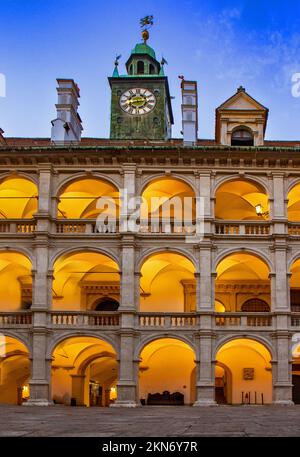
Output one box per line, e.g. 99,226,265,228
215,338,272,404
0,336,30,405
292,335,300,404
51,336,118,406
139,338,196,405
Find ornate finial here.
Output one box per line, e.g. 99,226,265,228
161,56,168,66
140,15,154,43
114,54,121,67
237,85,245,92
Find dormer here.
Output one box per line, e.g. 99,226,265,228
215,86,269,146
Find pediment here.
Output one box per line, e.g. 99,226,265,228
217,89,268,112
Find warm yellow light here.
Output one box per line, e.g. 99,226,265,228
110,387,116,393
22,385,29,398
255,204,263,216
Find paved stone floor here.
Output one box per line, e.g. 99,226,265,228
0,405,300,437
1,404,300,437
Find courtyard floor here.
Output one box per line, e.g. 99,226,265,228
0,404,300,437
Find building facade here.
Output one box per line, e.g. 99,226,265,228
1,31,300,408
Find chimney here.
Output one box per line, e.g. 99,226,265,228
0,128,6,145
181,80,198,146
51,79,83,144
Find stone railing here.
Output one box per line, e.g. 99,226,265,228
215,312,273,328
138,313,198,328
0,219,36,234
288,223,300,236
291,313,300,326
55,219,119,234
0,312,32,326
214,221,271,236
50,311,119,327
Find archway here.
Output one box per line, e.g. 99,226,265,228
52,251,120,311
139,252,196,312
290,259,300,312
0,336,30,404
215,338,272,404
141,177,195,233
0,175,38,218
215,252,270,312
139,338,196,405
215,179,269,220
288,183,300,221
0,251,32,311
231,127,254,146
51,336,118,406
57,177,119,220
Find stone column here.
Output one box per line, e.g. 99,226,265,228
272,333,294,405
193,332,216,406
26,165,53,406
193,245,216,406
71,374,85,406
111,329,137,407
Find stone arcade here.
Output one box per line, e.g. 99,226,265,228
0,26,300,408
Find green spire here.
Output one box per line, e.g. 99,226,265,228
112,66,119,77
131,42,156,59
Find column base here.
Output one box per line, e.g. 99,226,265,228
24,399,53,407
193,399,218,407
110,400,137,408
272,400,294,406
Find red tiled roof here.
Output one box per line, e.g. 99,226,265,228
1,137,300,148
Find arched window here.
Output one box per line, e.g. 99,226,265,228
231,128,254,146
129,64,133,75
94,297,119,311
149,64,155,75
241,298,270,312
137,61,144,75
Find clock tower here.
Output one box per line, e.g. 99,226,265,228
108,27,174,140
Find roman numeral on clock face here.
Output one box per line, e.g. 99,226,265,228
119,88,156,115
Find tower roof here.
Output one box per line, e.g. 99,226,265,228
130,42,156,59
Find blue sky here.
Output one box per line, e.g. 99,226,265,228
1,0,300,140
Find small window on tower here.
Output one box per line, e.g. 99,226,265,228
149,64,155,75
137,61,145,74
129,64,133,75
231,128,254,146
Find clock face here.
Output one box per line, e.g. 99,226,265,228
119,88,156,115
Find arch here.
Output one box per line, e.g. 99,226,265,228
93,297,119,311
139,250,196,313
214,174,269,197
51,336,118,407
287,181,300,221
137,247,198,272
55,173,120,197
215,337,272,404
135,333,198,360
149,63,155,75
138,337,197,405
56,175,119,220
0,174,38,219
47,331,118,360
0,250,33,311
231,126,254,146
241,298,270,312
214,247,272,273
214,335,275,360
214,176,269,220
0,335,31,405
137,61,145,74
50,246,121,270
140,174,197,197
52,250,120,311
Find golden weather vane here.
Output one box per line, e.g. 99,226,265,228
140,15,154,43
